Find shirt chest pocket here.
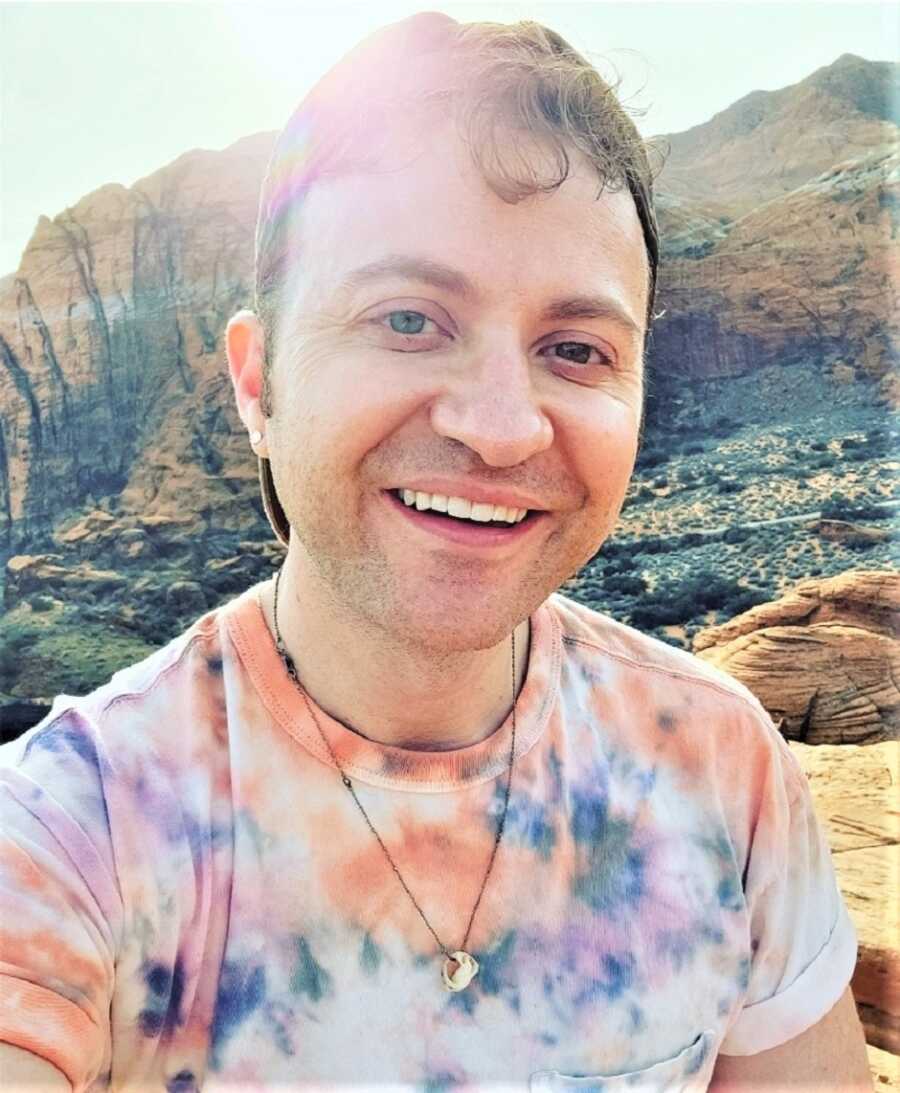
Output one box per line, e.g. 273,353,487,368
529,1030,715,1093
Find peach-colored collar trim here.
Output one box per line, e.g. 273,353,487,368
223,580,561,793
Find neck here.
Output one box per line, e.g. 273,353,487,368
261,555,531,752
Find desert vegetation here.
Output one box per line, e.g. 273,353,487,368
563,376,899,648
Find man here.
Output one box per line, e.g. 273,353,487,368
0,11,872,1091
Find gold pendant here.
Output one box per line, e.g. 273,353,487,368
442,950,479,991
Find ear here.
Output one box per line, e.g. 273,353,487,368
225,309,270,457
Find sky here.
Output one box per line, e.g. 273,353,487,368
1,0,897,275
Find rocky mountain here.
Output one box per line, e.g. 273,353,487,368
0,132,274,551
649,144,898,424
656,53,899,215
0,54,896,556
646,53,899,421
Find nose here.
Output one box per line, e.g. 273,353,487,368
428,345,554,467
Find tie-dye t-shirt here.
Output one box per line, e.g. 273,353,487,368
0,580,857,1092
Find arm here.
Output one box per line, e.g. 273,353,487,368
0,713,120,1088
709,986,872,1091
0,1043,70,1092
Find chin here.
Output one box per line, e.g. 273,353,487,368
386,602,526,653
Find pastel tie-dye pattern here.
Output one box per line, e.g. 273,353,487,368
0,581,857,1091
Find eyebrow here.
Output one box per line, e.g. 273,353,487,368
337,254,645,342
339,256,475,302
542,295,644,343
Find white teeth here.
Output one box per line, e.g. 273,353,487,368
447,496,473,519
470,502,498,522
398,489,527,523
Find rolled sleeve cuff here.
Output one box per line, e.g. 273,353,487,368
0,974,101,1089
718,900,858,1056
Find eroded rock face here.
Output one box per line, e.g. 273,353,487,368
651,145,899,401
0,133,275,549
693,570,900,743
647,54,899,414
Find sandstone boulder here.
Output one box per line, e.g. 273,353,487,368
55,507,117,545
238,539,285,563
115,527,154,562
815,519,892,546
204,553,269,595
5,554,69,604
869,1043,899,1089
693,571,899,743
4,553,128,606
790,741,899,1055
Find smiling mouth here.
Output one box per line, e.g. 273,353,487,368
386,489,537,528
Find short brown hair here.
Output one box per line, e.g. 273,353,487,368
254,11,659,416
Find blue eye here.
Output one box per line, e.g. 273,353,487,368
387,310,428,335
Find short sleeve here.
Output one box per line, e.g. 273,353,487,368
718,720,858,1055
0,709,121,1088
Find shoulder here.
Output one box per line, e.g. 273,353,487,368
0,586,247,786
548,590,768,711
545,591,803,791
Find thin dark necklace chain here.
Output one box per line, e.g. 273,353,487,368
271,564,517,961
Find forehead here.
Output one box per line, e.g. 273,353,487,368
283,119,649,326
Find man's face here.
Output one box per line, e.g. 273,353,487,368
263,120,648,652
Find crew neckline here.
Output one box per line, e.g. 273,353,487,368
223,579,562,792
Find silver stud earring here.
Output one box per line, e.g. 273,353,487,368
250,430,263,446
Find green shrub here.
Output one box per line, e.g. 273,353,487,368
820,494,886,521
0,623,42,689
28,594,54,613
610,554,637,572
717,479,745,495
605,574,647,596
628,572,765,631
710,416,738,438
810,440,828,452
723,526,750,544
637,448,669,469
725,588,770,615
629,602,687,629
